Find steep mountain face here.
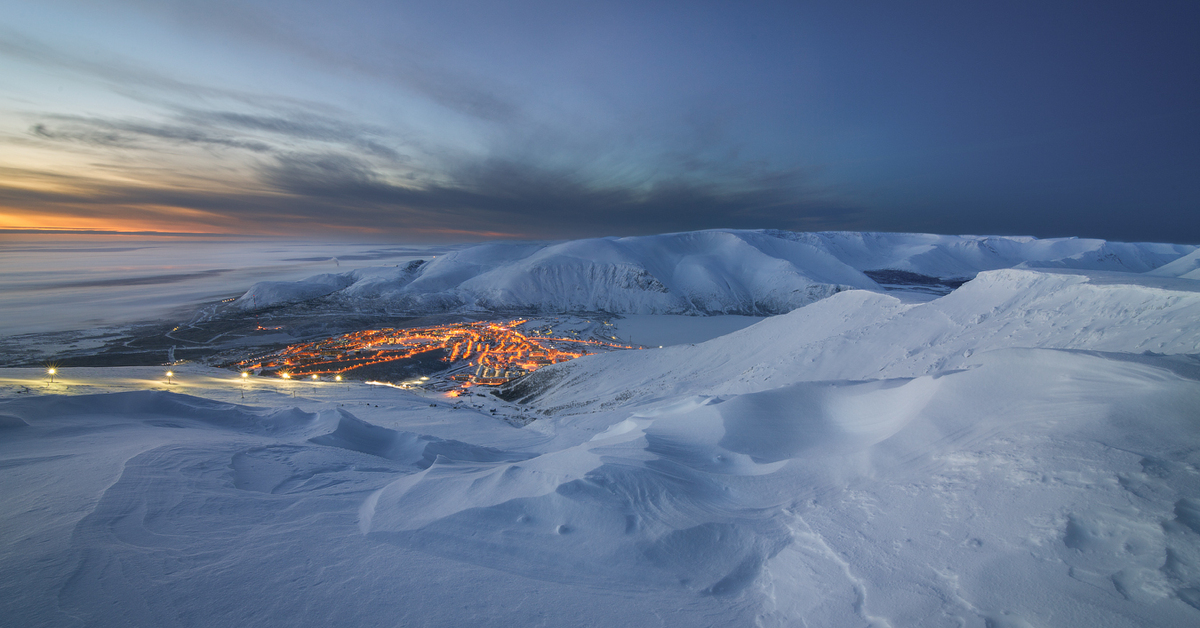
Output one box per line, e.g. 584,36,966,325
233,230,1197,314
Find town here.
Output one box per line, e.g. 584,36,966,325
234,318,635,390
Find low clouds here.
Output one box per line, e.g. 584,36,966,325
2,16,862,240
9,121,860,239
12,76,858,239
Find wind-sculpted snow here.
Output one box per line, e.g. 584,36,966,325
12,348,1190,626
358,378,940,596
1,390,327,435
310,409,535,468
232,230,1195,316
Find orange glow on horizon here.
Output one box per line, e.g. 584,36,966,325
0,208,531,240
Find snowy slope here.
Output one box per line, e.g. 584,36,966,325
504,268,1200,413
362,349,1200,627
1148,249,1200,280
233,230,1197,315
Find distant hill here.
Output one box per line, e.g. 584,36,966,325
234,230,1197,315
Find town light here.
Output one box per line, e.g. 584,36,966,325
311,374,319,380
241,371,249,379
281,372,291,379
335,375,342,382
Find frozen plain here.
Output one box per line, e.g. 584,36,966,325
2,231,1200,627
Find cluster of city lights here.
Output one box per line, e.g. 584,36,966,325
236,319,632,387
39,321,628,395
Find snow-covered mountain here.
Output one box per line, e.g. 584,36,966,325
5,234,1200,627
234,230,1197,315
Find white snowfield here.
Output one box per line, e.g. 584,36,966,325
3,233,1200,627
233,230,1197,314
512,268,1200,413
1149,248,1200,280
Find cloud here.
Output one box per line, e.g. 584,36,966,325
252,151,864,237
1,24,863,240
176,109,403,160
0,32,321,112
1,145,863,240
31,118,274,153
137,0,523,123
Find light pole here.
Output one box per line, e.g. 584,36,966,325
241,371,249,399
166,370,174,385
47,367,56,384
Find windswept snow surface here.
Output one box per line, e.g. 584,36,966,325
232,230,1197,315
3,239,1200,626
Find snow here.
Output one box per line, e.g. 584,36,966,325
2,232,1200,627
228,230,1196,319
1149,249,1200,280
609,314,765,347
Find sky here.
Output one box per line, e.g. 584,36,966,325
0,0,1197,243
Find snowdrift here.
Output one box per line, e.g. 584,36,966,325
233,230,1196,315
355,349,1200,627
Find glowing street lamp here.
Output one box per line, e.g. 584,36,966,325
47,367,56,383
280,371,295,397
335,375,342,382
166,370,174,384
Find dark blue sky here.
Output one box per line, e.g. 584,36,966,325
2,1,1197,242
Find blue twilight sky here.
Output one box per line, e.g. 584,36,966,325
0,0,1197,242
